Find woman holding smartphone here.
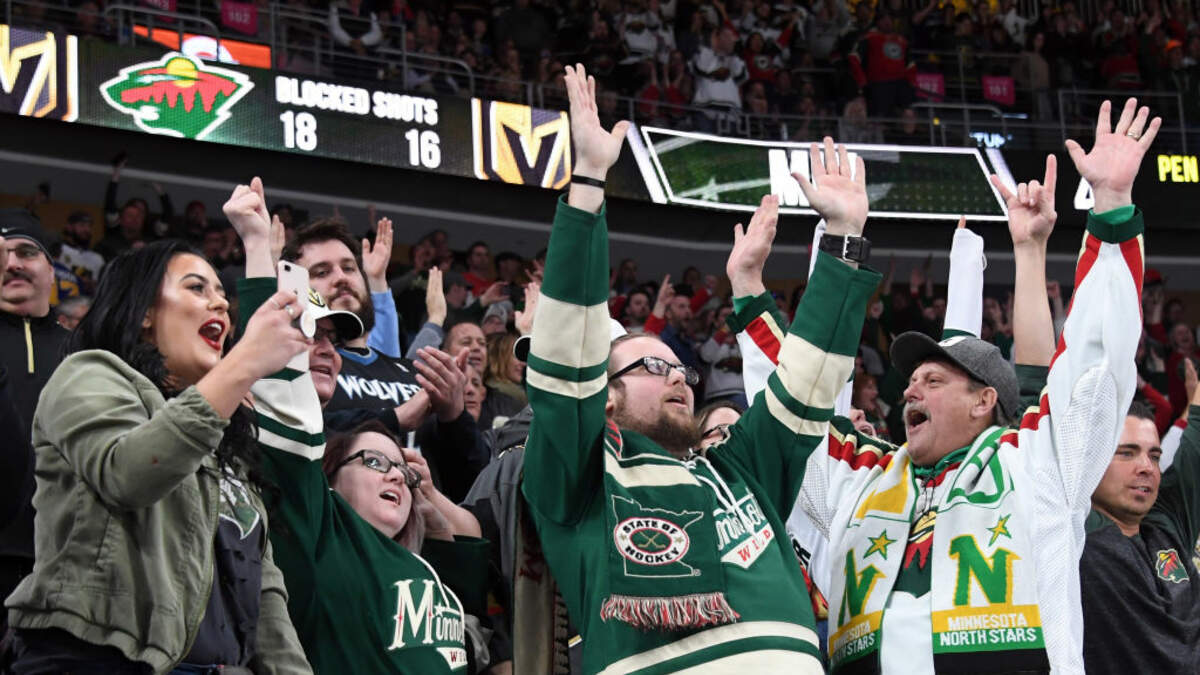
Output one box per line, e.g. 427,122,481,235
6,194,312,672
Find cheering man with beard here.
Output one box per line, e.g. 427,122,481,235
280,212,428,434
519,64,879,674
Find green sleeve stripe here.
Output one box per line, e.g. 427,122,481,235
264,368,304,382
1086,206,1143,243
540,196,610,307
789,252,882,357
256,411,325,446
768,373,834,422
526,353,609,383
941,327,975,340
727,292,779,334
236,277,277,334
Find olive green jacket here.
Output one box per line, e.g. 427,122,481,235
5,350,310,674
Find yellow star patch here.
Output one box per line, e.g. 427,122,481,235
865,530,896,560
987,514,1012,547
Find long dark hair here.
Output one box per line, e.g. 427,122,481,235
68,240,264,491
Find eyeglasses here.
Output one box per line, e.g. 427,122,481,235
313,324,345,348
611,355,700,386
700,423,732,444
336,449,421,488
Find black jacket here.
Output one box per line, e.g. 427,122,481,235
0,309,68,561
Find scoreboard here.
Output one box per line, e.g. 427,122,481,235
4,22,1193,227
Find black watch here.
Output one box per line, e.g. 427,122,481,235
818,233,871,264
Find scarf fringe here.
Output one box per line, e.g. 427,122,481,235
600,592,741,631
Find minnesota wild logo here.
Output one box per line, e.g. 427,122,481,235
99,53,253,140
1156,549,1189,584
218,474,261,540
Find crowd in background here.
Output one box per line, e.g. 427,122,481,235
12,149,1200,462
22,0,1200,137
0,92,1199,671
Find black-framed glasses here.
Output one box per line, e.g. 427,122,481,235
700,423,732,444
336,449,420,488
313,324,346,348
611,355,700,386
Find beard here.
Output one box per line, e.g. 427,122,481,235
332,282,375,335
613,402,700,459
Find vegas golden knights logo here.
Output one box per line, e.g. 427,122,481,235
0,24,78,121
471,98,571,189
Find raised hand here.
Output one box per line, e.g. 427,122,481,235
726,194,778,297
393,390,432,430
515,279,540,336
269,214,285,266
479,281,507,307
234,290,310,378
401,447,436,501
1064,98,1161,213
413,347,467,422
564,63,629,178
652,274,674,318
362,217,393,293
222,176,272,243
425,267,447,326
792,137,868,236
991,153,1057,249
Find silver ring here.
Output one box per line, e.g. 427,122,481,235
271,300,282,310
284,304,295,317
1126,131,1140,139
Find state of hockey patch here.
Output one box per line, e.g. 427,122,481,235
612,495,703,577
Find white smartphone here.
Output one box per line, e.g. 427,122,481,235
277,260,311,371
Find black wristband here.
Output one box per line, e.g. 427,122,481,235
818,233,871,264
571,175,606,189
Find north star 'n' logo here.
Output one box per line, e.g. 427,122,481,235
99,52,252,140
471,98,572,189
1156,549,1190,584
948,534,1018,606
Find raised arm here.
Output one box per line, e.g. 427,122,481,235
942,217,986,339
1041,98,1159,508
991,153,1058,367
708,140,881,516
522,64,629,524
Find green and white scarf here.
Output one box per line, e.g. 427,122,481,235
828,426,1051,674
598,420,742,631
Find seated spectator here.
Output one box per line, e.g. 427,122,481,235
481,300,512,336
7,238,310,672
463,240,493,297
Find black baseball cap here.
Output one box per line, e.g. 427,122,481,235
0,209,57,260
890,331,1021,421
